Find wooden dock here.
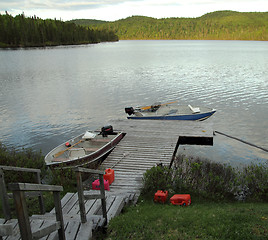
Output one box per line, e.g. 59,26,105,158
99,119,213,192
1,119,213,240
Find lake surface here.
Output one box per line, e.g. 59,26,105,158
0,40,267,167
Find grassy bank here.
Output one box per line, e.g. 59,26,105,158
99,156,267,239
100,199,267,240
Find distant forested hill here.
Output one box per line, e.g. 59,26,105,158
70,11,268,41
0,13,118,48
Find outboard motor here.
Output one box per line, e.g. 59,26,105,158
101,125,113,137
125,107,134,115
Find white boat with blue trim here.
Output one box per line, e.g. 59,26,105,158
125,101,216,121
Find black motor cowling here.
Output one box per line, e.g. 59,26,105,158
101,125,113,137
125,107,134,115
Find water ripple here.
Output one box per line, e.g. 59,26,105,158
0,40,267,163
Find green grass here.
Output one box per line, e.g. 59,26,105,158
100,199,268,240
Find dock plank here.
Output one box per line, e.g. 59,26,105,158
64,221,80,240
50,192,75,214
75,220,93,240
107,196,126,222
62,194,79,215
87,199,102,216
84,199,98,215
5,219,19,240
98,119,213,203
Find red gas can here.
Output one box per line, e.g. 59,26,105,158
104,168,115,185
170,194,191,206
92,179,110,191
154,190,168,203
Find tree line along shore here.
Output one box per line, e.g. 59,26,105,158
71,10,268,41
0,10,267,48
0,12,118,48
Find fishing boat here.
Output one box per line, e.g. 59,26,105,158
125,101,216,121
45,126,124,168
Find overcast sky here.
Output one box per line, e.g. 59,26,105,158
1,0,267,21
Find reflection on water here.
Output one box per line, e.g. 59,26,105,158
0,40,267,166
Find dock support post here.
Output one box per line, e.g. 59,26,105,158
169,138,180,169
99,174,108,226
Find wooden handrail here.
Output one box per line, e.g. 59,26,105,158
9,183,63,192
8,183,65,240
76,167,104,175
0,165,41,173
0,166,45,220
75,167,107,225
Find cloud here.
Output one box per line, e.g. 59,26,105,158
0,0,140,19
1,1,144,11
1,0,266,11
31,0,126,10
0,0,267,21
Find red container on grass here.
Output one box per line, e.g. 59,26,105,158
170,194,191,206
92,179,110,191
104,168,114,185
154,190,168,203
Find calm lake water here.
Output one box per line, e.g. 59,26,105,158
0,40,267,167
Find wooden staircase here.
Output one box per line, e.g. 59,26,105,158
0,166,137,240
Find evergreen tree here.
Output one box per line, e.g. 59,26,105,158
71,11,268,41
0,13,118,48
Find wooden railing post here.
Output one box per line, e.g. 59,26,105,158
75,167,107,225
12,189,33,239
53,191,65,240
36,171,45,214
76,171,87,223
0,168,11,220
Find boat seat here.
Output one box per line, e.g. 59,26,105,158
167,109,178,115
90,138,111,143
51,158,68,162
84,147,100,152
69,148,86,159
135,112,144,117
188,104,200,113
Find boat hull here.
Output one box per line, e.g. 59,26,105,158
127,110,216,121
45,132,124,168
